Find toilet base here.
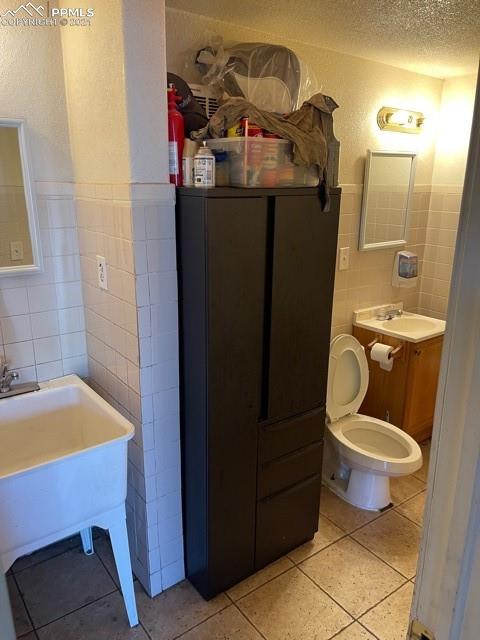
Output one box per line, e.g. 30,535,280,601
324,469,392,511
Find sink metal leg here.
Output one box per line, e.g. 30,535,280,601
109,519,138,627
80,527,94,556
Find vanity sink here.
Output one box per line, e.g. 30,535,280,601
381,316,438,333
354,308,446,343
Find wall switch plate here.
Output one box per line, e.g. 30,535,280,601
338,247,350,271
10,241,24,261
96,255,108,290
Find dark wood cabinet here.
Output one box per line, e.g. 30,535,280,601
177,187,340,598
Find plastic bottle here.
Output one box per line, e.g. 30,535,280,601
167,84,185,186
194,142,215,188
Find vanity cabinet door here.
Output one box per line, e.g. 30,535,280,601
403,336,443,441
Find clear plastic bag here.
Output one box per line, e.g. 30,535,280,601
196,37,321,114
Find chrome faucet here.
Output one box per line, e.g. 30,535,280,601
0,360,39,398
0,362,19,393
376,307,403,321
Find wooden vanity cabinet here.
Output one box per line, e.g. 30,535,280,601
353,326,443,442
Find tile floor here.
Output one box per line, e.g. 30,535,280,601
7,441,430,640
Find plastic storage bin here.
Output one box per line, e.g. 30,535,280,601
206,137,319,188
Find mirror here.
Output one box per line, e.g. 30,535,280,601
359,150,417,251
0,119,42,275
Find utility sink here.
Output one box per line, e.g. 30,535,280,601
353,307,446,343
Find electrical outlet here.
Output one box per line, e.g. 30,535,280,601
96,255,108,290
10,241,24,261
338,247,350,271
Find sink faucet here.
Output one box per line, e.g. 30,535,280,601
0,362,19,393
376,307,403,321
0,360,39,398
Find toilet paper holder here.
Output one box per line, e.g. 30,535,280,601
367,338,403,360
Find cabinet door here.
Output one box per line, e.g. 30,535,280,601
268,194,339,420
206,197,267,593
403,337,443,440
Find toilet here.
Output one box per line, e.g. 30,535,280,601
323,333,423,511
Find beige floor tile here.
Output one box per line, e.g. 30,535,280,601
95,533,121,587
15,547,116,628
300,537,405,618
237,567,352,640
360,582,414,640
390,475,425,505
413,440,431,483
352,511,421,578
396,491,427,526
320,486,379,533
137,580,229,640
11,534,80,573
227,556,293,601
37,591,148,640
18,633,36,639
7,575,33,637
330,622,377,639
177,605,263,639
288,516,344,564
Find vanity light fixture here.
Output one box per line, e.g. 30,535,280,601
377,106,425,134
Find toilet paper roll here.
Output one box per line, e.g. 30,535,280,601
370,342,394,372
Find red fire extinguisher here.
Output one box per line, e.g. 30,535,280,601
167,84,184,186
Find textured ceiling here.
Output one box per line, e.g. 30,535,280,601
166,0,480,78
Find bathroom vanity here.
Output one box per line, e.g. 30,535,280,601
176,186,340,598
353,310,446,442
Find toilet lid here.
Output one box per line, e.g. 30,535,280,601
327,334,369,422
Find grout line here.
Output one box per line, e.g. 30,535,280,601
348,534,415,581
296,564,356,623
356,578,412,625
392,485,427,508
298,555,412,629
287,530,349,565
390,509,423,531
226,561,296,603
32,587,119,632
233,602,268,640
12,572,37,637
11,539,82,576
171,600,232,640
326,620,381,640
93,536,122,588
139,620,154,640
356,619,383,640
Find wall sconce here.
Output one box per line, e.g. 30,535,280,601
377,106,425,134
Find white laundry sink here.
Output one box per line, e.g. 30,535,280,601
0,374,138,627
353,308,446,343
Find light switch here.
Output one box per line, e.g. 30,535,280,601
96,255,108,290
10,241,24,261
338,247,350,271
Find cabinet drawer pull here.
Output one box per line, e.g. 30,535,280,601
415,349,422,356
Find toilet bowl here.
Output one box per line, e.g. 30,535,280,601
323,334,422,511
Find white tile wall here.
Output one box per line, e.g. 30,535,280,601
0,184,87,382
417,186,462,320
76,182,182,598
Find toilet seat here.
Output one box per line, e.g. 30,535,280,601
327,334,369,422
326,334,422,478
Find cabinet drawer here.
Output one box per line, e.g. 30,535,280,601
258,442,323,499
255,474,321,568
259,407,325,463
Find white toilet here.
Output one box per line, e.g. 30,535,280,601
323,333,423,511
